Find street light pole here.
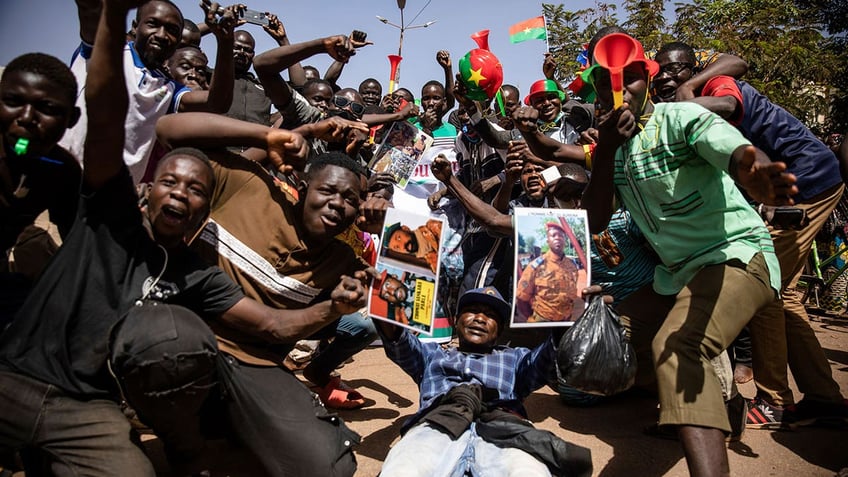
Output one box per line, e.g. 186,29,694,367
398,5,404,58
377,1,435,90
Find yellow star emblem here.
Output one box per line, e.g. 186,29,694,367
467,67,487,87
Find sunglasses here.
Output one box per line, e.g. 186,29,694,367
332,96,366,118
659,62,694,76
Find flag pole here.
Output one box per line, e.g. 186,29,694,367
542,13,550,52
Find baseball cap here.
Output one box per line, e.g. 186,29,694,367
457,286,512,326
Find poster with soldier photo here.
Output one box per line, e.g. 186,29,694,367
368,121,433,189
368,207,446,335
512,207,591,328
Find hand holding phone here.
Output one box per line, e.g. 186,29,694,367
764,205,808,230
241,8,269,26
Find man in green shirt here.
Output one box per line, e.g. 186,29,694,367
581,32,797,477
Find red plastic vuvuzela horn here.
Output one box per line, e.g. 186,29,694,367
470,29,490,51
592,33,641,109
458,29,503,101
387,55,402,94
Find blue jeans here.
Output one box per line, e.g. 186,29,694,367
304,311,377,386
0,370,155,477
380,422,551,477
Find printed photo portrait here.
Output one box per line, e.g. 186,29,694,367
512,208,591,327
369,121,433,189
368,265,437,335
368,208,446,335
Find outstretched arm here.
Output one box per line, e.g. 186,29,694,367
221,272,369,343
82,0,134,190
676,53,748,101
491,152,522,213
437,50,456,111
264,14,308,87
323,30,373,88
451,73,513,149
254,35,356,111
361,102,419,127
431,155,513,237
513,106,585,164
178,2,235,112
74,0,101,45
157,112,286,150
156,112,309,173
729,145,797,206
582,105,635,233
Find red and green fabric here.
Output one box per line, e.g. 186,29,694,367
509,16,546,44
458,48,503,101
567,73,596,103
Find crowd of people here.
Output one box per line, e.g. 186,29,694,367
1,1,847,476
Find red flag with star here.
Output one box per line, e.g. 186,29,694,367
509,16,546,44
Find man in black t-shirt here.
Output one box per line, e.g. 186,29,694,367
0,53,83,326
0,2,366,476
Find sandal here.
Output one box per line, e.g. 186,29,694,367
314,376,367,410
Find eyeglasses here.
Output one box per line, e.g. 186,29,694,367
332,96,366,118
659,62,694,76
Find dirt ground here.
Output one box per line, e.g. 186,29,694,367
338,314,848,477
13,315,846,476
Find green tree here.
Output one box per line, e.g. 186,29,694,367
542,2,619,81
670,0,843,131
794,0,848,132
523,235,537,255
622,0,671,53
542,0,846,130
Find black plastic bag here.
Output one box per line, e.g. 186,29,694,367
556,295,636,396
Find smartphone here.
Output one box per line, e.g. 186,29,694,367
241,9,269,26
770,206,806,230
541,165,561,186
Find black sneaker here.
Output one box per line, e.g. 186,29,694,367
745,396,786,429
783,398,848,429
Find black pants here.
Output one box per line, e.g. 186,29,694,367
110,303,358,476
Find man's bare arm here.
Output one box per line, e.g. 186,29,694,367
676,53,748,101
82,0,131,190
74,0,101,45
253,36,354,110
221,274,367,343
729,145,797,206
431,156,513,237
178,2,235,112
513,106,585,164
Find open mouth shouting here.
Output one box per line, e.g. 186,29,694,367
159,203,188,226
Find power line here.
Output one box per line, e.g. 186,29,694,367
406,0,432,26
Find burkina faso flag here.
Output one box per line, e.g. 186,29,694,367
509,16,546,44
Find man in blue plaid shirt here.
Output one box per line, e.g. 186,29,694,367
375,286,592,477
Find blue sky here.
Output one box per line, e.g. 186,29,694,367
0,0,599,99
